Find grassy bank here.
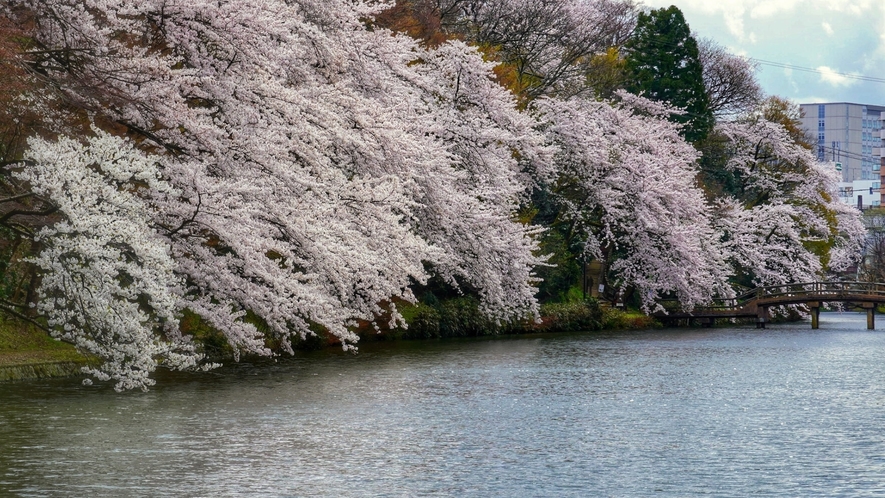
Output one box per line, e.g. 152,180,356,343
0,319,89,381
350,297,660,344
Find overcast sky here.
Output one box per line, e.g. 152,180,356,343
641,0,885,106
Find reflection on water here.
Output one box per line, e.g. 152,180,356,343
3,312,885,496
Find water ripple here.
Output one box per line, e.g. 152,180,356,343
2,313,885,496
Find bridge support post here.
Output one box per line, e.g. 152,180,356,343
756,306,768,329
864,302,875,330
808,301,820,329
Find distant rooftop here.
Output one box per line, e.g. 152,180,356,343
799,102,885,110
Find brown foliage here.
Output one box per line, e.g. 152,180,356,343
377,0,638,101
374,0,453,47
0,13,40,164
758,95,815,150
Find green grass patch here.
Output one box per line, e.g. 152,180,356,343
602,308,660,329
0,318,89,374
0,319,80,356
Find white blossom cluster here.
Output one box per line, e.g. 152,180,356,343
19,131,206,391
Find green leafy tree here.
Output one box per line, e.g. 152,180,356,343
624,5,712,143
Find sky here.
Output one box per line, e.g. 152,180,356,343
641,0,885,106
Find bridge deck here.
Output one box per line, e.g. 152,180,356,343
654,281,885,329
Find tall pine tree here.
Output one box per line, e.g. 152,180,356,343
624,6,713,144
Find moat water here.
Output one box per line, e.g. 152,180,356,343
2,312,885,496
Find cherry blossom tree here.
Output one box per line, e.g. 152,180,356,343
536,92,731,311
712,114,865,286
6,0,546,388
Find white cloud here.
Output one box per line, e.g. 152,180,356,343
723,10,746,40
834,0,877,16
817,66,860,87
821,22,834,36
750,0,803,18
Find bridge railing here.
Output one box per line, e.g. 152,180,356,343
656,288,758,313
757,281,885,301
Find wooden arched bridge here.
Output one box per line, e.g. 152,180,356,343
654,281,885,330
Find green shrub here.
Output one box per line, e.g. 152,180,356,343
400,297,509,338
399,302,442,339
601,307,659,329
538,299,603,332
397,295,656,341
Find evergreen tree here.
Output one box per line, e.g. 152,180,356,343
624,6,713,143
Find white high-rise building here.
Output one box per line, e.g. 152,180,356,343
799,103,885,187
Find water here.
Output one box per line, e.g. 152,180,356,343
3,312,885,497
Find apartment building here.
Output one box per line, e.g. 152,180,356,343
799,103,885,189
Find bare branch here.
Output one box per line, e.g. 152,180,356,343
697,37,762,117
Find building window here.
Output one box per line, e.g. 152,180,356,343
819,105,825,118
